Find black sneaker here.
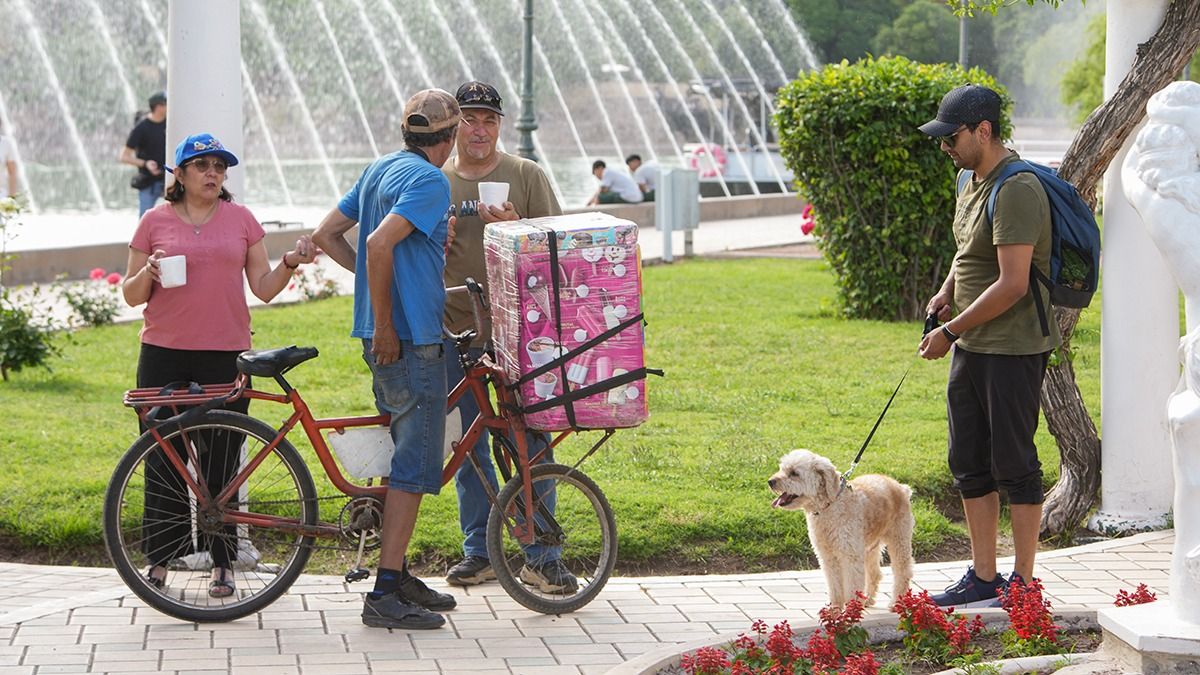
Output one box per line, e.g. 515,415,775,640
930,566,1005,608
397,574,457,611
362,592,445,629
446,556,496,586
519,559,579,594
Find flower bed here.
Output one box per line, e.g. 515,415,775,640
614,581,1159,675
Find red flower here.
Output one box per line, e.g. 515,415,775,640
680,646,730,675
843,651,881,675
89,267,106,280
1002,578,1058,644
803,630,841,670
946,614,986,654
820,593,866,636
800,203,816,236
766,620,802,662
1114,583,1157,607
106,272,122,285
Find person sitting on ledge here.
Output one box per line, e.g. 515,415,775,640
625,153,659,202
587,159,643,205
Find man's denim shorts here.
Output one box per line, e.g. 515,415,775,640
361,339,447,494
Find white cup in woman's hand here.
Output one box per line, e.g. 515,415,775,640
159,255,187,288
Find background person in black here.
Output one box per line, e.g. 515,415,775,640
120,91,167,218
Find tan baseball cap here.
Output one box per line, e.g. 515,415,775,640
402,89,461,133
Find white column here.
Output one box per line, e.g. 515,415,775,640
1089,0,1178,534
167,0,244,198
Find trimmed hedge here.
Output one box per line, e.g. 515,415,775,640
775,56,1011,320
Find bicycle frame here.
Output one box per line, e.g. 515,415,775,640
123,351,571,546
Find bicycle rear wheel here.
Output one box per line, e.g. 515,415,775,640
486,463,617,614
103,410,317,622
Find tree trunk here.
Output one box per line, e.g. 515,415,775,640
1038,0,1200,537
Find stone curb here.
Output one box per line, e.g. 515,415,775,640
930,652,1093,675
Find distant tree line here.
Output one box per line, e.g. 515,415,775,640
784,0,1104,120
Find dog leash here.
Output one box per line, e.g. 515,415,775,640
838,365,911,491
836,313,939,492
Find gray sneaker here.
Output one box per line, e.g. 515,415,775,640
519,559,579,594
361,592,445,629
446,556,496,586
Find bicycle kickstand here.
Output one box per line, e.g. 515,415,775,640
344,530,372,583
344,480,374,584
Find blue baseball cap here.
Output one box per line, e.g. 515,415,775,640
167,133,239,173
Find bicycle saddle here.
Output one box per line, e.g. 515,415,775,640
236,345,319,377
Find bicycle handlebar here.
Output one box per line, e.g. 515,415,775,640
445,277,489,343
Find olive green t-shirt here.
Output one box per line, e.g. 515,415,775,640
952,154,1061,355
443,152,562,343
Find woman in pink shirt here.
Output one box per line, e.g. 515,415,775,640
122,133,315,599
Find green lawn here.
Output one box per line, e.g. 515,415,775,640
0,257,1101,571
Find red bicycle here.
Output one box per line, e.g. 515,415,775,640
103,281,617,621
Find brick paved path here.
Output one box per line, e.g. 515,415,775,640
0,531,1173,674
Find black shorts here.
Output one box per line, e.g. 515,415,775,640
946,348,1049,505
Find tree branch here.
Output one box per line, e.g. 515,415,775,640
1057,0,1200,205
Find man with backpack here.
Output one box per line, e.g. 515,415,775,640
916,84,1062,608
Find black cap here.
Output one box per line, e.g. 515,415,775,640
148,91,167,108
455,81,504,116
918,84,1001,137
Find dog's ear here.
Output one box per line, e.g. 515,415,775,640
817,463,840,505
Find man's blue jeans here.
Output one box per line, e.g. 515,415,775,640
443,339,559,563
138,179,164,218
363,339,447,494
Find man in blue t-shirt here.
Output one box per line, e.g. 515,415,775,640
313,89,461,631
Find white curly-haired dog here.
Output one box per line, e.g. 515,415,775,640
768,449,915,609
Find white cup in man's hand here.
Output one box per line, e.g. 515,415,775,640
159,255,187,288
478,182,510,210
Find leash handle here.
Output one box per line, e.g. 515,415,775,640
843,365,911,481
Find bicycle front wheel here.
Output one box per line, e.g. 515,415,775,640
103,410,318,622
486,463,617,614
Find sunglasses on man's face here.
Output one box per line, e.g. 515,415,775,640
186,158,228,174
938,125,976,147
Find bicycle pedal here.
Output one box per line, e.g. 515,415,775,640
344,568,371,583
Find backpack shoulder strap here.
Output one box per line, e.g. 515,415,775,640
956,170,972,195
985,160,1034,225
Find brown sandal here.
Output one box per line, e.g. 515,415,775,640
208,568,235,598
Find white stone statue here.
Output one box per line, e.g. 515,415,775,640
1122,80,1200,624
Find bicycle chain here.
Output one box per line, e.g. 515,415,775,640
217,494,382,552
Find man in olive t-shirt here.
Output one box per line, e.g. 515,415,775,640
440,81,575,594
917,85,1061,609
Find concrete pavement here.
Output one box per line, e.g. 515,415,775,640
0,531,1175,674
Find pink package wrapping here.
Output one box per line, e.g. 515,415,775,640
484,212,648,431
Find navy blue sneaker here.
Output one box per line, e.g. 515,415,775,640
931,566,1006,608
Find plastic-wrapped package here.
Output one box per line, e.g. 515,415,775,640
484,212,648,431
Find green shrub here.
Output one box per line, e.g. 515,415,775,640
1,198,61,380
0,289,59,381
775,55,1011,320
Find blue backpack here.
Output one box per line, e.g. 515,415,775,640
956,160,1101,336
